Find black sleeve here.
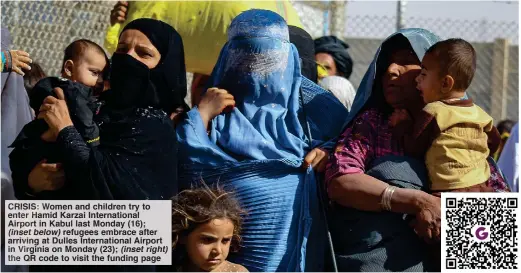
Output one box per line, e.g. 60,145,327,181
9,146,42,200
55,126,102,199
56,126,91,167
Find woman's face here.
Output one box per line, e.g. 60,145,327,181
381,48,422,109
315,52,338,77
116,29,161,69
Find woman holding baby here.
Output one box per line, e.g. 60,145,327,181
325,28,510,272
21,18,186,202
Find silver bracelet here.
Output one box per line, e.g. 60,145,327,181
380,186,397,211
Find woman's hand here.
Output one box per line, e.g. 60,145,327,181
411,194,441,244
198,88,235,130
302,148,328,172
9,50,32,76
38,88,73,142
110,1,129,26
28,159,65,193
389,109,410,127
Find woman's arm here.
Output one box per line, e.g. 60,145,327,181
329,173,441,243
325,109,441,242
56,126,91,167
329,173,436,214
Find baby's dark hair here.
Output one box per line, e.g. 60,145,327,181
23,62,46,95
425,38,476,91
61,39,109,74
171,185,247,252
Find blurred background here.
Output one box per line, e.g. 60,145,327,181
1,0,518,122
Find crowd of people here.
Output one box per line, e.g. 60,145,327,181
1,2,518,272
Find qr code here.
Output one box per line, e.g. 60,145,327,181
442,193,519,270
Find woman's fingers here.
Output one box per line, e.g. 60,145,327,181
315,157,328,172
43,95,59,104
303,149,317,168
53,87,65,100
14,50,30,57
110,2,128,25
49,172,65,190
115,10,126,19
222,93,235,100
214,88,229,95
432,225,441,242
222,99,236,112
311,149,327,172
19,62,32,71
311,153,323,167
40,129,55,142
41,163,62,172
224,98,235,105
421,232,433,244
17,55,32,65
11,66,24,76
37,111,45,120
39,103,52,112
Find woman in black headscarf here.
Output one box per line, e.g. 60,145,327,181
314,35,353,80
21,18,187,202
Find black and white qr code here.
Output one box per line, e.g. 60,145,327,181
442,193,519,270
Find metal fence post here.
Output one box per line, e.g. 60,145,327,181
396,0,406,31
329,0,346,38
490,38,510,122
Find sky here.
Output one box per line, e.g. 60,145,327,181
341,0,519,42
345,0,518,21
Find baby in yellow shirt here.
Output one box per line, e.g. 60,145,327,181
390,38,501,194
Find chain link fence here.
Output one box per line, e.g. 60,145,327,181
291,0,519,122
1,0,115,76
1,0,518,121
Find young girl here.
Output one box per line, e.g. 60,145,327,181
171,186,249,272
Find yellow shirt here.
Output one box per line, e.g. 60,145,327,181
424,101,495,190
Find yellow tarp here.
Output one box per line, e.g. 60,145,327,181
104,1,303,75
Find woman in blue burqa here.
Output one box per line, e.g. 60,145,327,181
176,9,348,272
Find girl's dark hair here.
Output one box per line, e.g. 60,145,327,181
171,185,247,252
23,62,46,95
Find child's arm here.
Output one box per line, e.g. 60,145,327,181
1,50,32,75
197,88,235,131
403,110,439,158
485,125,501,156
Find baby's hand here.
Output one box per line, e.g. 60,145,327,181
2,50,32,76
389,109,410,127
198,88,235,130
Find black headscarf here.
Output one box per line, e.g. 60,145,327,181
106,18,188,114
288,26,318,83
314,35,353,79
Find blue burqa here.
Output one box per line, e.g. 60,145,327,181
177,9,348,272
